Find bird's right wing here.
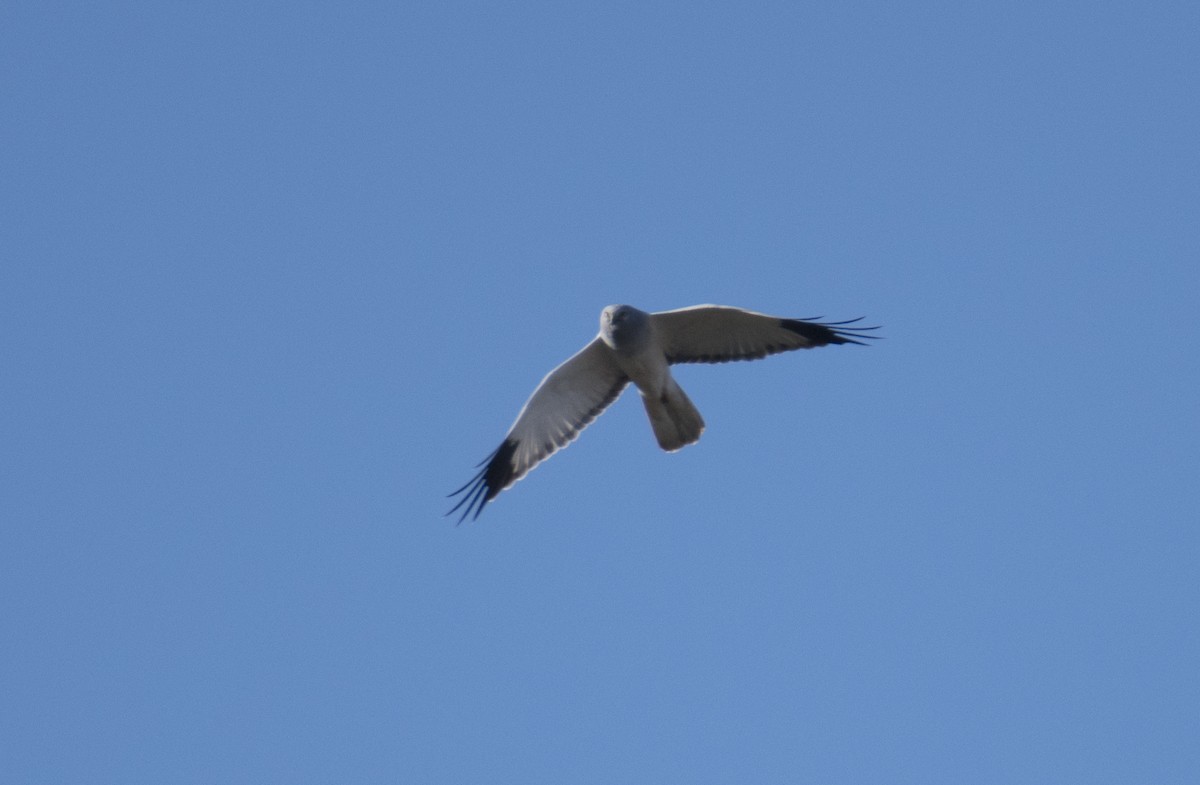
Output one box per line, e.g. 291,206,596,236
651,305,880,364
448,337,628,522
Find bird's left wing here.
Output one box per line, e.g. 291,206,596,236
448,337,628,522
651,305,879,364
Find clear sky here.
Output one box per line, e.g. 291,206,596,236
3,2,1198,783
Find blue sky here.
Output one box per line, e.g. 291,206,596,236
3,1,1198,783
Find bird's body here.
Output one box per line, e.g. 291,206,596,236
448,303,879,521
601,305,706,451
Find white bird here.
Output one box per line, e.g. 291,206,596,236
449,304,879,521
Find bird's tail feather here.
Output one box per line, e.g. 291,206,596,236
642,379,705,451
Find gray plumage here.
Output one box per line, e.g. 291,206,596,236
448,304,879,521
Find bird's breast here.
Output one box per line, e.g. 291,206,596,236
613,347,671,398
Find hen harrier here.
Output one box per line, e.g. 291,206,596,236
449,304,879,521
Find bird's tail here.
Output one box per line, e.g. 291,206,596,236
642,378,705,452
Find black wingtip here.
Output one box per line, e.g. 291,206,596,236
780,317,882,347
446,439,519,524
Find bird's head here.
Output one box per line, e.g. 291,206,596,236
600,304,649,352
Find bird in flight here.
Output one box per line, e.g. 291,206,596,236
448,304,879,521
